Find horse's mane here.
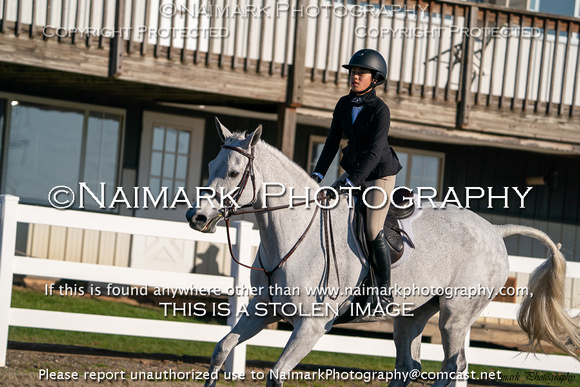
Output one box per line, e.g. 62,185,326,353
226,132,314,183
260,140,314,181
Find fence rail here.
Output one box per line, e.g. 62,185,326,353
1,0,579,121
1,195,580,380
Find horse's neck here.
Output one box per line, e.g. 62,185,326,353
252,144,319,260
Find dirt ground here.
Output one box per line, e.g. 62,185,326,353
3,342,218,387
0,342,508,387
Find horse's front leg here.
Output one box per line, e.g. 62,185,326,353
266,318,329,387
205,297,280,387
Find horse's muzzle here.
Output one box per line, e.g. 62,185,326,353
186,208,219,233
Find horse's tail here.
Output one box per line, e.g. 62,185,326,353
496,224,580,359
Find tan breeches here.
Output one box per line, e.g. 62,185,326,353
362,175,396,240
337,173,396,240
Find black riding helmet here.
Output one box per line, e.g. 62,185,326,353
342,49,388,87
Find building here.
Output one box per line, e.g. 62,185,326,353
1,0,579,304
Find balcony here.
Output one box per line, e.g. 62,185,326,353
1,0,579,153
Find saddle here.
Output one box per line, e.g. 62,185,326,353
333,188,416,325
354,187,415,265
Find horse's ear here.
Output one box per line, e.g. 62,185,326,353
241,124,262,150
215,117,232,143
249,124,262,148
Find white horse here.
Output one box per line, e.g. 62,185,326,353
186,119,579,387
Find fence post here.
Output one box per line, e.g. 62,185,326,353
225,220,254,376
0,195,20,367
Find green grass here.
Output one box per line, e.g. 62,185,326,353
11,284,225,324
9,286,579,385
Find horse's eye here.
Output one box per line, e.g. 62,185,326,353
229,171,240,178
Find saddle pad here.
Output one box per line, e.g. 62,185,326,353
392,194,423,268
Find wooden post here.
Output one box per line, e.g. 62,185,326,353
109,0,125,78
277,105,297,159
278,0,307,159
0,195,19,367
224,221,253,376
15,0,21,37
558,21,573,116
287,0,307,107
140,0,150,55
0,0,7,34
456,6,477,128
29,0,36,38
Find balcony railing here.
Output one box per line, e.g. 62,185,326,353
1,0,579,121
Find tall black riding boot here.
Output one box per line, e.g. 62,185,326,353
369,231,393,310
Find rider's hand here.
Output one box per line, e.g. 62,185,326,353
326,188,337,200
327,179,346,200
331,178,350,191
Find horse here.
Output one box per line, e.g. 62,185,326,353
186,119,579,387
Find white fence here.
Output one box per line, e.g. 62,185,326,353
1,194,579,382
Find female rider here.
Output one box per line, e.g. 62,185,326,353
311,49,402,309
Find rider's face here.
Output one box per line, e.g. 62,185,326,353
350,67,373,94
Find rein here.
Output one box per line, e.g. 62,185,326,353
218,144,340,299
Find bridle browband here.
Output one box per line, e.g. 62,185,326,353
216,144,340,299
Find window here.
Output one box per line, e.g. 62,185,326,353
393,147,445,196
148,125,191,198
538,0,578,17
307,135,348,186
1,96,123,210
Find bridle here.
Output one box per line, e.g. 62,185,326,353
215,144,340,299
217,144,257,218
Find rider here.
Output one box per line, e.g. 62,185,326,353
311,48,402,309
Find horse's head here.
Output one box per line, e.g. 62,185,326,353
186,117,262,233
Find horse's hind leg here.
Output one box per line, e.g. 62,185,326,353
267,318,329,387
434,297,489,387
205,298,280,387
390,297,439,387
